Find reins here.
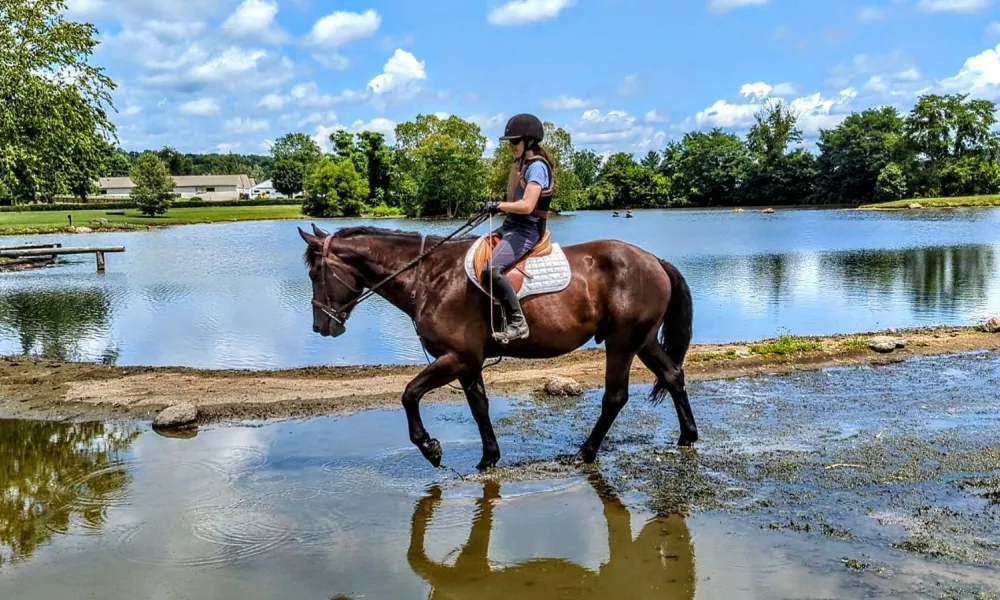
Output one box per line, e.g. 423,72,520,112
313,210,491,325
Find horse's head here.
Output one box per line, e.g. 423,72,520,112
299,225,363,338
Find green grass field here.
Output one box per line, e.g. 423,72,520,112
0,204,306,234
860,194,1000,209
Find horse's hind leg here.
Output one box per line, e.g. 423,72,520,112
576,346,635,464
638,343,698,446
459,372,500,471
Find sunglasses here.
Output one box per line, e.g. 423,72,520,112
507,137,523,145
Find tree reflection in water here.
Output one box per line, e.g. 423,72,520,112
0,288,118,363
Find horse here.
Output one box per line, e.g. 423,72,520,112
298,221,697,471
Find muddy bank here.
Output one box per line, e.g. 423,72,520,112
1,324,998,423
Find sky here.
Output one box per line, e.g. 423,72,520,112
65,0,1000,157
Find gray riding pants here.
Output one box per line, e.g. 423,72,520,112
480,225,540,280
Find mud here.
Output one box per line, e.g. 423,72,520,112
2,325,998,425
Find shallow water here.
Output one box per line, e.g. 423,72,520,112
3,353,1000,598
1,208,999,368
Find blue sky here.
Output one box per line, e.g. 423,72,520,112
67,0,1000,156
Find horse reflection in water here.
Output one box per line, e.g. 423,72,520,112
406,473,695,599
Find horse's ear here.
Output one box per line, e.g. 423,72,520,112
312,223,329,237
298,226,319,246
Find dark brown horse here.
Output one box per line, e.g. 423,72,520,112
298,222,696,470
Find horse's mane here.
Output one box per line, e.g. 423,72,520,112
303,225,477,266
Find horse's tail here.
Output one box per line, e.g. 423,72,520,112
650,259,693,405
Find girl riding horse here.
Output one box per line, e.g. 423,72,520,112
483,113,556,343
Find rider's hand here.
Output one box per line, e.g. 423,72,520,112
485,200,503,216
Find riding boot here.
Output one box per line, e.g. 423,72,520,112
489,267,529,343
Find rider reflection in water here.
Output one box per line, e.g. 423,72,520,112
483,113,557,344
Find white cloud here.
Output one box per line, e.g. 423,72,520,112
694,84,857,132
222,0,286,44
644,109,668,123
313,53,351,71
939,42,1000,98
367,49,427,99
617,73,640,97
258,93,286,110
216,142,241,153
179,97,220,116
917,0,992,12
897,67,922,80
121,105,142,117
225,117,269,134
772,82,800,95
540,96,599,110
347,118,398,141
858,6,890,22
309,9,381,47
987,22,1000,36
708,0,769,15
487,0,577,26
465,113,507,130
67,0,232,23
298,111,339,127
571,109,638,144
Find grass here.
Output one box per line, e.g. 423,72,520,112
860,193,1000,210
0,204,307,234
689,348,740,362
840,335,870,352
749,333,822,356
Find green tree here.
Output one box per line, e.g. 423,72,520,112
104,150,132,177
570,149,602,189
815,107,908,204
395,114,487,217
156,146,193,176
1,0,116,203
129,153,173,216
874,162,907,202
270,133,323,197
302,157,368,217
746,100,802,161
672,129,750,206
357,131,393,203
741,101,817,206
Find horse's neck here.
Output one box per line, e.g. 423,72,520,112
339,236,420,313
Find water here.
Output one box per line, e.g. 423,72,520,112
1,207,999,369
4,353,1000,598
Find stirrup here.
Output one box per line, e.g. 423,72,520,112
493,318,529,343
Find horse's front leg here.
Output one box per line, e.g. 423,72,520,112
459,372,500,471
402,353,465,467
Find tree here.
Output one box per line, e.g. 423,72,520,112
815,107,908,204
129,153,173,216
156,147,193,176
747,100,802,160
302,158,368,217
570,149,602,190
395,115,487,217
104,151,132,177
357,131,392,203
270,133,323,197
672,129,750,206
874,163,907,202
1,0,116,203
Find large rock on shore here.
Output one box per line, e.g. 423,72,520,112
868,336,906,353
153,403,198,429
982,316,1000,333
543,376,584,397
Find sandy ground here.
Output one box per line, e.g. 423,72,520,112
1,325,998,423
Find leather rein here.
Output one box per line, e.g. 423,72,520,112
311,211,490,325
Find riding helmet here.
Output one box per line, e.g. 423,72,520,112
499,113,545,142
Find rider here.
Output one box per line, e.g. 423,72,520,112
483,113,556,343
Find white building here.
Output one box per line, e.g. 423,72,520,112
250,179,289,199
97,175,255,201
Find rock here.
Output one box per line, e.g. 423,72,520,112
544,376,584,397
74,226,93,233
153,403,198,429
89,218,109,226
868,336,906,353
984,316,1000,333
909,203,922,209
761,207,775,214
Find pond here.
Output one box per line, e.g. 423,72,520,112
3,352,999,598
1,207,999,369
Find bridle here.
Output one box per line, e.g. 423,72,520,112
311,235,359,326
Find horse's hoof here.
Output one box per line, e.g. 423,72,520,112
475,455,499,471
574,448,598,464
677,432,698,447
419,438,443,467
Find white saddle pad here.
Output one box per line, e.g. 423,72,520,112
464,236,573,300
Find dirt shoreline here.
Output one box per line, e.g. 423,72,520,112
1,324,997,423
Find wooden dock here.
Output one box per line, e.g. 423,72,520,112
0,244,125,272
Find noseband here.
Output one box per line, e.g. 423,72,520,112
312,235,358,325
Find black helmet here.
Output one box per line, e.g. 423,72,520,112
499,113,544,142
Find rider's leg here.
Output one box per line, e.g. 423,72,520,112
480,230,535,343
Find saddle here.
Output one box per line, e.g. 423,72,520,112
464,231,572,299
